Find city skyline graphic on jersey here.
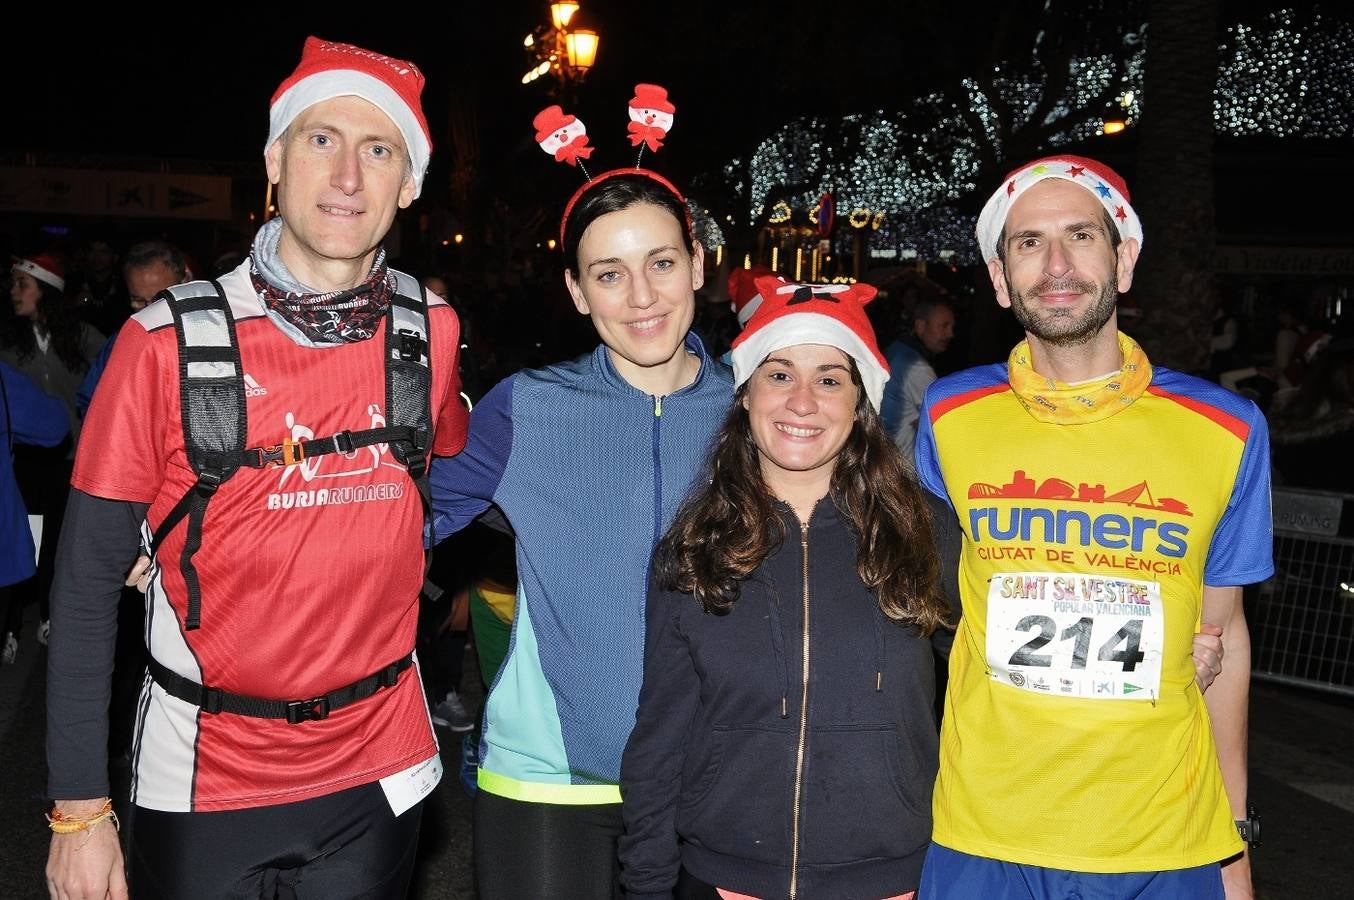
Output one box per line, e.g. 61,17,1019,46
968,469,1193,517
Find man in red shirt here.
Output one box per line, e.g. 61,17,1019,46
45,37,467,899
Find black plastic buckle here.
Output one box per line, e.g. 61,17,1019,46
332,430,355,454
195,470,226,496
397,329,426,362
248,445,287,467
202,687,223,715
248,440,307,468
286,697,329,724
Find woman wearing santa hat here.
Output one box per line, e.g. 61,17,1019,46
428,165,733,897
4,253,103,438
618,277,956,900
2,253,104,652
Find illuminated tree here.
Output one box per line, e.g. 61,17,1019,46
719,3,1352,275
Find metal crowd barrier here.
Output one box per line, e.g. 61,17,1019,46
1251,487,1354,697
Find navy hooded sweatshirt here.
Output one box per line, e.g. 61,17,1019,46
620,493,960,899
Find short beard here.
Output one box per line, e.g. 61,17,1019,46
1007,271,1118,347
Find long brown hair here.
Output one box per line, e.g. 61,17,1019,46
654,359,951,634
1,278,92,375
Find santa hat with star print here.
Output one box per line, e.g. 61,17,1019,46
12,253,65,292
266,36,432,197
975,155,1143,263
731,276,889,410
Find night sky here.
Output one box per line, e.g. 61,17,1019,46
9,0,1314,222
14,3,1073,186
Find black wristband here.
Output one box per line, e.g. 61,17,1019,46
1235,804,1261,848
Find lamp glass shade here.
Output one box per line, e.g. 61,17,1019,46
566,29,599,70
551,1,580,29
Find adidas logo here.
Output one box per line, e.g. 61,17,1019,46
244,374,268,398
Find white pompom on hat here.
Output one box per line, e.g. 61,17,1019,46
975,154,1143,263
731,277,889,410
266,36,432,198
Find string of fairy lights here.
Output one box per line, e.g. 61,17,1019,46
716,6,1351,269
1216,6,1352,138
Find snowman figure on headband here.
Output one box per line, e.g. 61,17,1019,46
534,105,593,167
627,84,675,152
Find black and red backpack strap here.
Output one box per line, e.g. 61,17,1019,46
150,279,245,631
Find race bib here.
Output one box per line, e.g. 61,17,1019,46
380,753,443,816
986,572,1164,701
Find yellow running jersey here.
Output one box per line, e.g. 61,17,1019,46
915,337,1272,873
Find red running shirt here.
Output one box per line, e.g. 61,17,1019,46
74,265,467,811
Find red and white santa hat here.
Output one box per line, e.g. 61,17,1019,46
629,84,675,115
975,155,1143,263
731,276,889,410
12,253,65,292
266,36,432,197
728,266,778,325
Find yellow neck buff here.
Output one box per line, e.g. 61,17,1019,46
1007,332,1152,424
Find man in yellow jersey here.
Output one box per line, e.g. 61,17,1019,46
914,155,1269,900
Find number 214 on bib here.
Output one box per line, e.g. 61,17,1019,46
986,572,1164,701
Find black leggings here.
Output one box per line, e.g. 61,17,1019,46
474,790,623,900
130,782,421,900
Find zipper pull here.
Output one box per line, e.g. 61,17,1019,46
654,394,663,416
781,696,788,718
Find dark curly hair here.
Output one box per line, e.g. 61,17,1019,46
654,358,951,634
2,276,93,375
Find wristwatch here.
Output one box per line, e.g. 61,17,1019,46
1235,803,1261,848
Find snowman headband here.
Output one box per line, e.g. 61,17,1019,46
533,83,690,246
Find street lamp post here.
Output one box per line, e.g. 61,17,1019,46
522,1,600,95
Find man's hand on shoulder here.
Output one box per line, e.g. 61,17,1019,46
1193,622,1224,692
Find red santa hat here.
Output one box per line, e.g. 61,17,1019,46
266,37,432,197
12,253,65,292
728,266,777,325
975,155,1143,263
731,277,889,410
629,83,675,114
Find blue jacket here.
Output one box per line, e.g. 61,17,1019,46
879,336,926,436
429,334,733,802
75,333,117,417
1,362,69,587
